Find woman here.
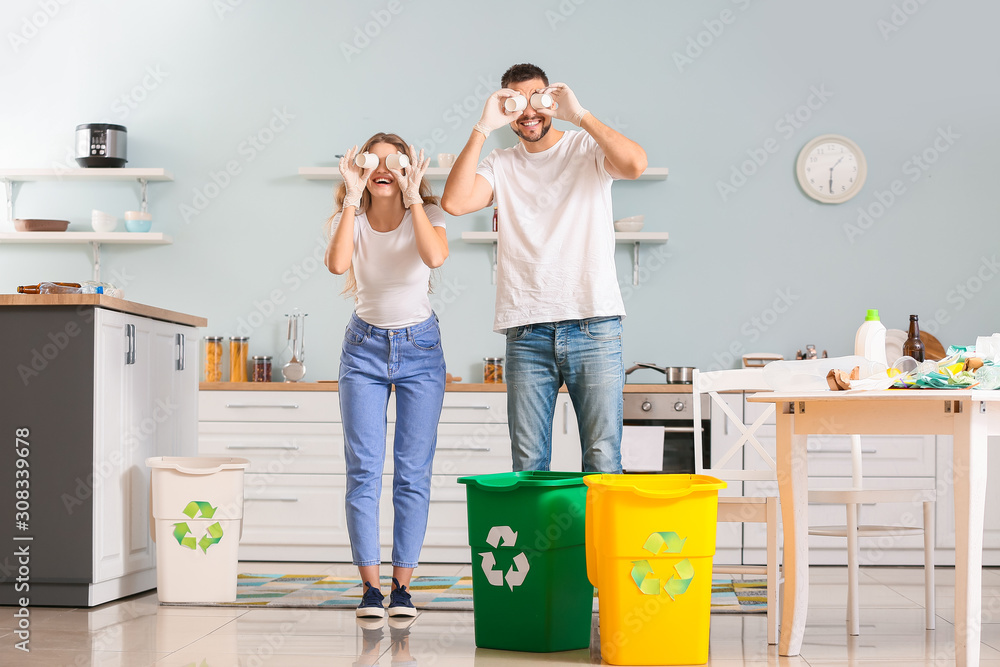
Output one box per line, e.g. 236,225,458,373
325,133,449,618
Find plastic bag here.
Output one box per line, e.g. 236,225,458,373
762,355,886,392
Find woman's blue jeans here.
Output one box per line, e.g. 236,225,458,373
339,312,446,568
505,316,624,473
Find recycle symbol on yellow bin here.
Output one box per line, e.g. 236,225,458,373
172,501,224,554
630,532,694,599
479,525,530,591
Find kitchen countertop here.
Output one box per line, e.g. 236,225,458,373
200,382,693,393
0,294,207,327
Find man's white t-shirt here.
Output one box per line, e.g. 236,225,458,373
476,130,625,333
333,204,446,329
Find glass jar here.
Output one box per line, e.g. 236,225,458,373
229,336,249,382
203,336,224,382
252,355,272,383
483,357,504,384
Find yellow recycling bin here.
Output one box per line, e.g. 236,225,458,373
584,474,726,666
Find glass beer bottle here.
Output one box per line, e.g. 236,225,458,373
902,314,925,362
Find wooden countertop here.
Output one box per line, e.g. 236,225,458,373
0,294,207,327
200,382,693,393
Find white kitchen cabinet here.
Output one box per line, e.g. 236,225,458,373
0,299,202,606
933,434,1000,566
93,310,199,595
551,394,583,472
200,389,517,563
724,393,941,567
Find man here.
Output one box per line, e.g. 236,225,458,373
441,63,647,473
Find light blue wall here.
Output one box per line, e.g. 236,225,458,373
3,0,998,382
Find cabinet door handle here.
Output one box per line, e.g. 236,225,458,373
125,324,136,365
226,444,300,450
245,497,300,502
225,403,300,409
563,401,569,435
437,445,491,452
429,499,467,504
175,333,185,371
809,445,877,454
662,426,699,433
445,405,491,410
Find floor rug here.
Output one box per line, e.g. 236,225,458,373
162,574,766,614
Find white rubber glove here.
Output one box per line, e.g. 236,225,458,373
389,145,429,208
339,145,373,209
473,89,524,138
540,82,590,126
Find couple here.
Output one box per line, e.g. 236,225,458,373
323,62,648,618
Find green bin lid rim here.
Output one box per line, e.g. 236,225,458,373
457,472,597,490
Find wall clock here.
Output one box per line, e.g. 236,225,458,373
795,134,867,204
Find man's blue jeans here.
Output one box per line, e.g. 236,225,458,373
505,316,624,473
339,312,446,568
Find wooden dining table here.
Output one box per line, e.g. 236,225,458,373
747,389,1000,667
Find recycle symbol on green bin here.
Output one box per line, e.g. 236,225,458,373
630,532,695,600
479,525,530,591
172,501,224,554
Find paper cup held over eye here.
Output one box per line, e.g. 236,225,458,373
504,95,527,113
385,152,410,170
530,92,553,109
355,152,378,170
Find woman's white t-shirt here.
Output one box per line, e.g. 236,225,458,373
334,204,446,329
476,130,625,333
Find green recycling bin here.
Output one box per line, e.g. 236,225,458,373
457,471,595,652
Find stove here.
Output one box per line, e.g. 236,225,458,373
622,390,710,473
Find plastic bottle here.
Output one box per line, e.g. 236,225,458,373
39,282,83,294
492,205,498,232
902,314,925,362
854,309,888,366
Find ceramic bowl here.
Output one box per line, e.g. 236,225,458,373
613,215,645,232
91,210,117,233
125,218,152,232
124,211,152,232
437,153,457,169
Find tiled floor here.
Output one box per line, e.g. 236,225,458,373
3,564,1000,665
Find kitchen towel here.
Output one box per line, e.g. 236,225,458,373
621,425,664,471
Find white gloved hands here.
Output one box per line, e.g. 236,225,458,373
474,89,524,138
339,145,373,209
538,82,590,126
389,145,429,208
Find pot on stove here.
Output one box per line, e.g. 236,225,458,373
625,363,696,384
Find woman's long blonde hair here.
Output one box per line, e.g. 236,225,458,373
325,132,440,297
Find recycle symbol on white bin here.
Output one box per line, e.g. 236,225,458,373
479,525,530,591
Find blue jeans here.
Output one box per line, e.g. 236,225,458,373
505,317,624,473
339,312,446,568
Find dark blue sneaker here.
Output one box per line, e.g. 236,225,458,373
388,577,417,617
356,581,385,618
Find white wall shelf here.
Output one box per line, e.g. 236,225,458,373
0,168,175,281
2,168,174,222
0,232,172,282
299,166,668,183
461,231,669,286
0,168,174,182
0,232,172,244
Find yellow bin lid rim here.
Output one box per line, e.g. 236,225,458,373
583,474,726,499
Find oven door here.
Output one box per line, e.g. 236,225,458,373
621,418,710,474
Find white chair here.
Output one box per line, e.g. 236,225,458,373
808,434,935,635
692,368,781,645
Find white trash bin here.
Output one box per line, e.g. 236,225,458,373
146,457,251,603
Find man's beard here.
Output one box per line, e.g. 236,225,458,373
514,119,552,143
